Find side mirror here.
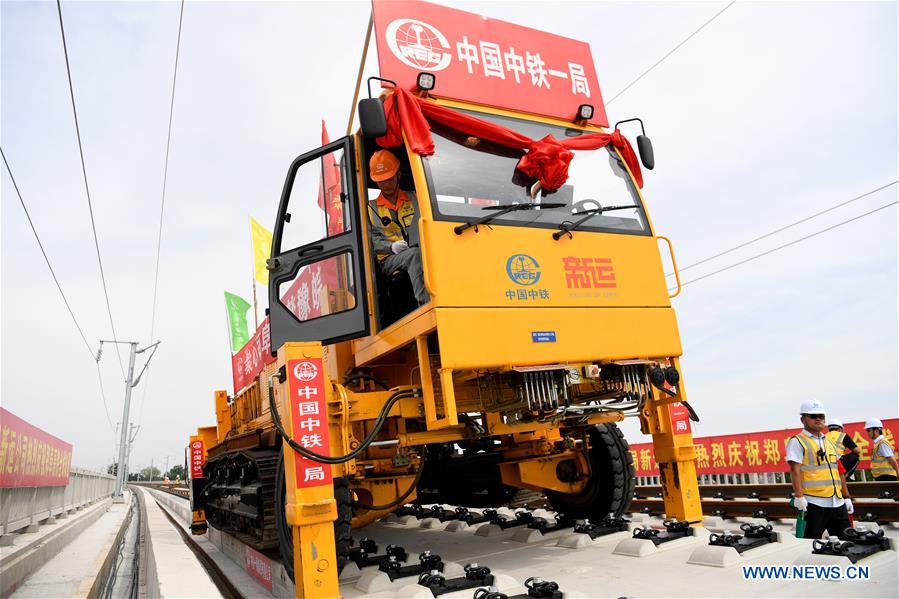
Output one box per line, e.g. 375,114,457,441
636,135,654,170
358,98,387,138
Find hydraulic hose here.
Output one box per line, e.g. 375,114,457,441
268,374,420,464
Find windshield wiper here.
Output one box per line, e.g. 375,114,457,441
454,202,566,235
552,204,640,240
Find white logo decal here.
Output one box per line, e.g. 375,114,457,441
293,361,318,382
386,19,452,71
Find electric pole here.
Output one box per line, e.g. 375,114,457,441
124,423,139,483
98,339,161,498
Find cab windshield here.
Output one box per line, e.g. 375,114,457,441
423,109,649,236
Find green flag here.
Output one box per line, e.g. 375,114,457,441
224,291,252,353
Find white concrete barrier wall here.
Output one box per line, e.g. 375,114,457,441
0,468,115,535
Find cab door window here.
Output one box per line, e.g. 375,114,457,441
268,138,368,352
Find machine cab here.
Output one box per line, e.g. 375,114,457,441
268,96,680,376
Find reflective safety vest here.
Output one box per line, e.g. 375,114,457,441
871,437,897,478
793,433,843,499
826,430,847,454
373,191,416,259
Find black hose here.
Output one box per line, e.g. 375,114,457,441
268,377,419,464
353,450,427,511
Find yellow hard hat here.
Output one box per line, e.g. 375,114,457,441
369,150,400,182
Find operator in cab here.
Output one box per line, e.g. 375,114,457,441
368,149,429,306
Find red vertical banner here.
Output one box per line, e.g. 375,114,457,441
317,122,345,237
287,358,333,488
190,439,205,479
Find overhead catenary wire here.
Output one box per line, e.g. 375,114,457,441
2,146,115,432
606,1,737,105
671,200,898,290
138,0,185,434
148,0,185,344
56,0,126,379
667,180,899,277
1,147,94,360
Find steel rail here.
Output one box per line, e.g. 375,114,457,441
635,481,898,501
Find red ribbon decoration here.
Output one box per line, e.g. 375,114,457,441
377,87,643,190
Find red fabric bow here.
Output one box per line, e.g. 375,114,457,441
377,87,643,190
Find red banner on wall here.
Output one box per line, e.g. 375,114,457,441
245,546,273,591
629,418,898,477
0,408,72,487
287,358,333,489
372,0,607,126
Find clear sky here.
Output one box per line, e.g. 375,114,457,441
2,1,896,472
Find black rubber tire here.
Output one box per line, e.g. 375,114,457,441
276,453,353,582
546,423,636,519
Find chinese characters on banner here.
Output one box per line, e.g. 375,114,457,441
279,260,341,326
0,407,72,487
231,317,276,393
287,358,333,488
244,546,273,591
629,418,898,477
372,0,608,126
231,259,341,393
190,439,205,479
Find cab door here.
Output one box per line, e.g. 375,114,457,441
268,137,369,353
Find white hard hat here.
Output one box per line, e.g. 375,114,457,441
799,399,826,416
865,418,884,430
828,418,843,428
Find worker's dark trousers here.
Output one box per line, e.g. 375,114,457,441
382,247,429,305
874,474,898,481
803,503,851,540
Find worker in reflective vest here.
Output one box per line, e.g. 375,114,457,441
786,399,853,539
826,417,860,478
368,150,429,306
865,418,898,481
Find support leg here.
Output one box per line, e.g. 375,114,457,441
639,367,702,523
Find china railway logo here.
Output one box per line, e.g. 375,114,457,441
293,361,318,382
386,19,452,71
506,254,541,286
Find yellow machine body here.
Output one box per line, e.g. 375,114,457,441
198,95,701,598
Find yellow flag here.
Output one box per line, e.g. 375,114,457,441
250,217,273,285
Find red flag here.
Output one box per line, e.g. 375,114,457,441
316,121,344,236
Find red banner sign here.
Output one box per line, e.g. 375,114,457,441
190,439,205,479
372,0,607,126
669,401,692,436
287,358,333,489
0,408,72,487
629,418,897,477
231,317,276,393
232,257,344,393
245,546,273,591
